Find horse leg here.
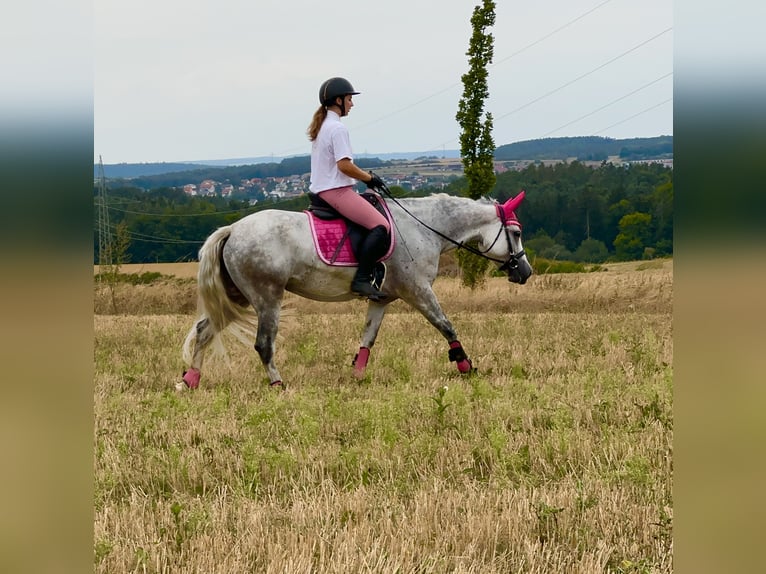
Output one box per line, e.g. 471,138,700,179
180,317,214,390
253,302,284,387
352,301,387,379
405,286,474,374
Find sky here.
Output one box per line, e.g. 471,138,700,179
94,0,673,164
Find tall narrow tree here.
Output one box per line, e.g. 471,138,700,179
456,0,496,287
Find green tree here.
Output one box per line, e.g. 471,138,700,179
614,212,652,261
455,0,496,288
651,178,673,256
574,238,609,263
525,230,572,261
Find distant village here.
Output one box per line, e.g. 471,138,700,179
179,158,469,203
178,156,672,203
180,172,452,203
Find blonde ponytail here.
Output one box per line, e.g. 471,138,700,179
307,106,327,142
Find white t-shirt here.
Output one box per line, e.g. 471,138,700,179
309,111,356,194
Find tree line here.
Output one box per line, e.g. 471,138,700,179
95,160,672,265
481,160,672,262
494,135,673,162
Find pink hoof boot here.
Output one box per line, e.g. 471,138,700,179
448,341,474,373
182,368,201,389
456,358,473,373
352,347,370,379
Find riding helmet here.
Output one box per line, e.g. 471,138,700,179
319,77,360,106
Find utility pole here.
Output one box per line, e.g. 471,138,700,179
97,155,113,272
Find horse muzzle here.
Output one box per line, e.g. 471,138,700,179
500,251,533,284
509,268,530,284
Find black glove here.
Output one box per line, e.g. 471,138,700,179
366,171,385,190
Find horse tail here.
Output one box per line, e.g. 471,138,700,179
182,225,258,366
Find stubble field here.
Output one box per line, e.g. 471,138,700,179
94,260,672,573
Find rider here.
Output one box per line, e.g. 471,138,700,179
307,77,391,301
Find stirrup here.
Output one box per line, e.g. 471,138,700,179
371,261,387,291
351,280,386,302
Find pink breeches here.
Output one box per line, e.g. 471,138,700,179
317,186,391,232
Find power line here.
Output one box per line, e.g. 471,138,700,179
492,0,616,69
127,236,204,245
364,0,617,130
106,204,258,217
594,98,672,135
492,27,672,124
539,72,673,138
96,156,113,269
123,230,205,245
96,219,206,245
274,0,618,156
428,26,673,151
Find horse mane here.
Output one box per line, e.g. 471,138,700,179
404,193,495,204
400,193,497,214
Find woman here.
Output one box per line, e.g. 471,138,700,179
307,77,391,301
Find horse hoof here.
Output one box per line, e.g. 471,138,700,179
269,380,285,390
182,368,201,389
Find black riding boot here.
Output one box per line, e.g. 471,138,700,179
351,225,389,301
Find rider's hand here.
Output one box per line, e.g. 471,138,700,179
366,171,385,190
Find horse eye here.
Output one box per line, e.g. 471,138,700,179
513,231,521,239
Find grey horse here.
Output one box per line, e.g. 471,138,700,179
180,191,532,389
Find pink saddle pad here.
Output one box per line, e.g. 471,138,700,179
305,210,395,267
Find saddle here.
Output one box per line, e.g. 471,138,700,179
304,192,395,267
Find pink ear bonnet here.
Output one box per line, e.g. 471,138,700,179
501,190,525,223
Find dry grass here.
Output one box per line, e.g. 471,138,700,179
95,262,201,279
93,257,671,281
94,263,672,573
94,258,672,317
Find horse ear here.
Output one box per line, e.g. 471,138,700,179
503,190,526,216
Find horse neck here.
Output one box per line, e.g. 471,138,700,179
402,194,498,248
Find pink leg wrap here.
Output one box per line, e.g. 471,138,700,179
352,347,370,379
182,368,201,389
449,341,473,373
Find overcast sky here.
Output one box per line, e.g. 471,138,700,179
94,0,673,163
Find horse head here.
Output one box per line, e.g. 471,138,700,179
494,191,533,285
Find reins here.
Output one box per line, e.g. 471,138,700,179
377,185,525,271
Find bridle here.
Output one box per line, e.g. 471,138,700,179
493,203,527,276
378,186,526,276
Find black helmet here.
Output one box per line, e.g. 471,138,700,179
319,77,360,106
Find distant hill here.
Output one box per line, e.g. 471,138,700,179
96,162,216,179
356,150,462,161
494,136,673,162
95,150,461,179
95,136,672,180
101,156,392,190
